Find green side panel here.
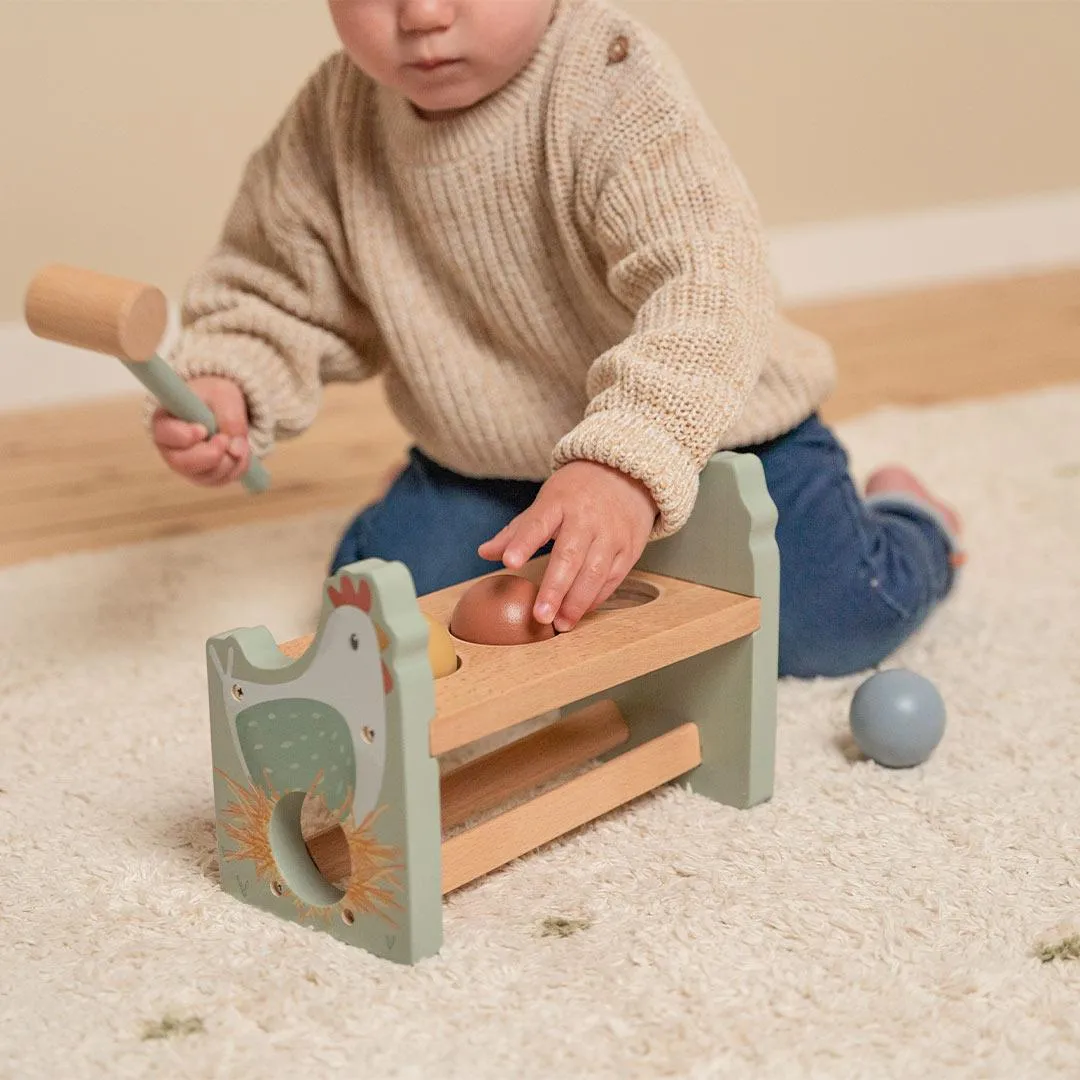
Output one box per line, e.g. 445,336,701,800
590,451,780,809
207,558,442,964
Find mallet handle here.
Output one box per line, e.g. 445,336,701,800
24,265,270,494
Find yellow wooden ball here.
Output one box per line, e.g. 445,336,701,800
424,613,459,679
375,614,457,679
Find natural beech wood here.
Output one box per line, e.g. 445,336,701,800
303,699,630,885
3,269,1077,568
440,722,702,894
423,569,758,756
24,264,168,363
439,699,629,831
305,823,351,887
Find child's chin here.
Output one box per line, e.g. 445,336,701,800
408,84,487,117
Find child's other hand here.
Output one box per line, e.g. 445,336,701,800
151,376,252,487
478,461,658,633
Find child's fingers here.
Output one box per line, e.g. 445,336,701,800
162,429,251,487
501,503,563,570
591,556,634,611
194,452,244,487
221,434,251,470
552,539,615,632
477,521,516,561
193,434,251,487
203,383,250,438
162,435,229,478
219,439,251,485
152,409,208,450
534,524,590,624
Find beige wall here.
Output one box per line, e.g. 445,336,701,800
2,1,1079,321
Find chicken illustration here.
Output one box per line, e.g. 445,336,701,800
209,575,390,825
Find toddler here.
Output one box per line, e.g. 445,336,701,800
151,0,963,677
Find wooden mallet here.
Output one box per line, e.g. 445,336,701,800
24,264,271,494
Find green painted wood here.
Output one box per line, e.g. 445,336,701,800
207,558,443,963
124,355,271,493
592,451,780,809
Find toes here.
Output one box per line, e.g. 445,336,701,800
866,466,963,538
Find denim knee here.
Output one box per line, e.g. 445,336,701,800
778,512,953,678
750,415,956,679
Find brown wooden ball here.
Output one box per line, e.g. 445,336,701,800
449,574,556,646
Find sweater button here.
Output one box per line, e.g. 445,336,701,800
607,34,629,64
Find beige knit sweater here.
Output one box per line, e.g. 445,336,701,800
167,0,835,536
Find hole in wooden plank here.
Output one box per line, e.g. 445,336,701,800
595,577,660,611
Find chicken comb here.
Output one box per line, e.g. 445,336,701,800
328,576,373,612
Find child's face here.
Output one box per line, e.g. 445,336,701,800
329,0,557,115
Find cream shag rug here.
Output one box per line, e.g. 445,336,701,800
2,385,1079,1079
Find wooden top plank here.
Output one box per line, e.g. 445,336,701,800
421,569,759,756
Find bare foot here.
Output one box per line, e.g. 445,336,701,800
865,464,964,546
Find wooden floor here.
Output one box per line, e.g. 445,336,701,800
2,267,1078,568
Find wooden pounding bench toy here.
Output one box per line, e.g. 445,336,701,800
21,263,781,966
206,456,780,964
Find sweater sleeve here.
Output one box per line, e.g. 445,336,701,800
552,101,775,538
165,55,380,457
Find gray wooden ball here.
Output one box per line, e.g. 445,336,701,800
849,669,946,768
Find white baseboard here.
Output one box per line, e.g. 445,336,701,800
1,306,182,414
3,187,1079,414
769,186,1080,305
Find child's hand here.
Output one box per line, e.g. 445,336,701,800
478,461,658,633
151,376,252,487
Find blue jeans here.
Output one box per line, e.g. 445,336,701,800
330,416,957,678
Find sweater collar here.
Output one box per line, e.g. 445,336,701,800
375,0,574,166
